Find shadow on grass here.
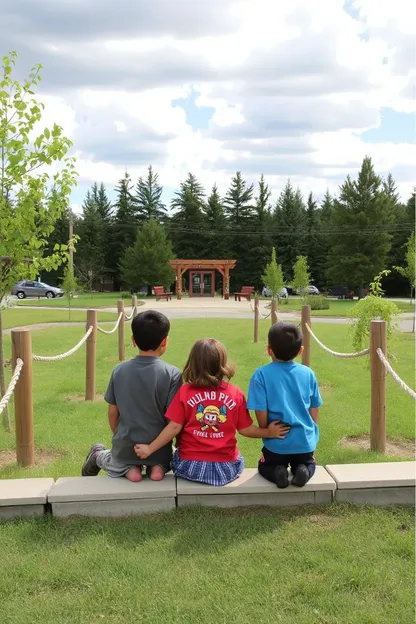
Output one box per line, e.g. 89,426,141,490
12,503,414,558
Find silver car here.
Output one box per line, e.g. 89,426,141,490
12,280,64,299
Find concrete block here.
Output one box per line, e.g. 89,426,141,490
335,487,415,506
314,491,333,504
48,475,176,503
0,504,45,520
177,492,315,508
176,466,336,496
0,478,54,509
52,498,176,518
326,462,415,489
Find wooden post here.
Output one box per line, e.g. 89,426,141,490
271,299,278,325
301,304,311,367
11,328,34,467
254,296,259,343
117,300,125,362
131,295,138,318
224,267,230,300
370,320,387,453
85,309,97,401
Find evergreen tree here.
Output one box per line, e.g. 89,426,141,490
327,157,394,290
95,182,112,221
136,165,166,223
43,208,72,285
170,173,206,260
384,185,415,296
223,171,254,225
120,219,175,291
274,181,306,280
306,192,325,286
109,171,138,289
251,174,274,290
77,190,105,289
203,185,229,259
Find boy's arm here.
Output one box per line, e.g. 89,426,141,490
108,404,119,434
255,410,268,428
135,421,183,459
309,407,319,423
239,422,290,439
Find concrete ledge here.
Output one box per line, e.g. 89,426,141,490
335,487,415,506
176,466,336,508
326,462,416,489
48,475,176,518
0,478,54,519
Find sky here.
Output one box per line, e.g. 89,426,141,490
2,0,416,212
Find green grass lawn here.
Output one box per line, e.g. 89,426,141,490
17,291,142,309
1,307,117,330
272,297,415,316
0,505,413,624
0,319,414,479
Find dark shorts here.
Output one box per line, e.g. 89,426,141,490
258,447,316,483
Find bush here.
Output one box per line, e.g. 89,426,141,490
304,294,330,310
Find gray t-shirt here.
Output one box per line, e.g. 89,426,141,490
104,356,182,467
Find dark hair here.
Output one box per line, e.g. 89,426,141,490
131,310,170,351
183,338,235,387
268,322,302,361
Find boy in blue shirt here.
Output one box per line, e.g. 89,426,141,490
247,322,322,489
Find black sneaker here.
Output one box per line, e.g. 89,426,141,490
291,464,310,487
274,465,289,489
82,443,105,476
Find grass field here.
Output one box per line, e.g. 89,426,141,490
273,297,414,316
0,318,413,479
17,292,140,309
1,307,117,330
0,505,414,624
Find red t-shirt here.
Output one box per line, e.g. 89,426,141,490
166,382,253,462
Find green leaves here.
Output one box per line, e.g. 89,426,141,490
262,247,285,300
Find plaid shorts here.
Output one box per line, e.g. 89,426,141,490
172,450,244,486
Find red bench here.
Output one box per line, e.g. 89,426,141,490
154,286,172,301
234,286,254,302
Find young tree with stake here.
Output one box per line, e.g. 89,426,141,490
0,52,77,430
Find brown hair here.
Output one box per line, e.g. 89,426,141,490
182,338,235,387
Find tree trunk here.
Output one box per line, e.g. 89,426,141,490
0,306,11,431
147,284,152,297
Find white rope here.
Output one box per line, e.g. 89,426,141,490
124,306,136,321
0,359,23,414
97,312,123,335
250,302,272,320
33,327,93,362
377,348,416,400
304,324,370,358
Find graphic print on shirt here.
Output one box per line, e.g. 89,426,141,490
196,404,227,432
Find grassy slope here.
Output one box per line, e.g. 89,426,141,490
0,319,413,479
1,307,117,329
0,505,414,624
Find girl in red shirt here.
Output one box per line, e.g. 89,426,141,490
135,338,289,486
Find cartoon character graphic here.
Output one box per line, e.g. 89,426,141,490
196,404,227,432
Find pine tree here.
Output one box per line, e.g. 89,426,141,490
384,183,414,296
306,192,325,286
170,173,206,260
109,171,138,289
223,171,254,225
136,165,166,223
120,219,175,291
250,174,274,290
203,185,229,259
95,182,112,221
274,181,306,280
327,157,394,290
77,189,105,289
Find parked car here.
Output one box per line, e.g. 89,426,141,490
296,285,320,295
262,286,288,299
11,280,64,299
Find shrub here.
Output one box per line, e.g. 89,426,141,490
304,294,330,310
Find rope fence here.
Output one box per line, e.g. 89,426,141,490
0,358,23,415
304,323,370,358
97,312,123,335
377,348,416,401
33,326,93,361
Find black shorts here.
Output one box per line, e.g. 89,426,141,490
258,447,316,481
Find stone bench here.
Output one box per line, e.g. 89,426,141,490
48,475,176,517
177,466,336,508
326,462,416,505
0,478,54,519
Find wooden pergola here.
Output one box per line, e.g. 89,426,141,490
169,259,237,300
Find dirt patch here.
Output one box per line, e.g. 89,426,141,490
340,435,415,459
0,448,63,468
67,393,104,402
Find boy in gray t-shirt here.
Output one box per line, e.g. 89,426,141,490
82,310,181,482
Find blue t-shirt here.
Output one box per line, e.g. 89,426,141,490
247,361,322,454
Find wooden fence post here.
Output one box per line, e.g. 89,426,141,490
85,309,97,401
271,300,278,325
11,328,34,467
370,320,387,453
253,296,259,343
117,299,125,362
301,305,311,367
132,294,138,318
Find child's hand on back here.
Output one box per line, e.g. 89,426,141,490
267,421,290,439
134,444,151,459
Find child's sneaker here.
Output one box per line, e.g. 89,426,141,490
82,443,105,476
273,465,289,489
291,464,310,487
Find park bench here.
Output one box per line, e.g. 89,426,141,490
234,286,254,302
154,286,172,301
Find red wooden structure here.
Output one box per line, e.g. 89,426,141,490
234,286,254,302
154,286,172,301
169,260,237,300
